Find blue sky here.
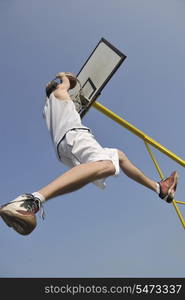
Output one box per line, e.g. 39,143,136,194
0,0,185,277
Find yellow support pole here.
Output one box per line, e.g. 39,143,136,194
176,200,185,205
144,141,164,179
93,101,185,229
172,201,185,229
93,101,185,167
144,142,185,229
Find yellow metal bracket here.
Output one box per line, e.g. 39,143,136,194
93,101,185,229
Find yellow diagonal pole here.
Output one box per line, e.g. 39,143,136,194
144,142,185,229
93,100,185,229
93,101,185,167
172,201,185,229
144,141,164,179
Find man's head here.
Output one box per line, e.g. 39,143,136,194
45,80,59,98
45,73,77,98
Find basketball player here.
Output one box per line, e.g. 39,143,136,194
0,72,178,235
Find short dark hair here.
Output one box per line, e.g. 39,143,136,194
46,80,58,98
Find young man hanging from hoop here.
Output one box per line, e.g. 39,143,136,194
0,72,179,235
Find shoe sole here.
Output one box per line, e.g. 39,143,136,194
166,171,179,203
0,209,36,235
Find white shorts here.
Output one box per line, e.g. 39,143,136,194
57,129,120,189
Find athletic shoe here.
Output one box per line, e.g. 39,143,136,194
0,194,45,235
159,171,178,203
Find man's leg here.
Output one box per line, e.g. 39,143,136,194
0,160,116,235
37,160,115,200
0,150,178,236
117,150,178,202
117,150,157,192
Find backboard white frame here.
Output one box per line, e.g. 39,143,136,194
70,38,127,117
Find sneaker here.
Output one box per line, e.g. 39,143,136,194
159,171,178,203
0,194,44,235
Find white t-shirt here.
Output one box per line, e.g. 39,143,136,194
43,93,89,151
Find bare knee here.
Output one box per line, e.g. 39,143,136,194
98,160,116,177
117,150,128,164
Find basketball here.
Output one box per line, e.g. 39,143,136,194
65,72,77,89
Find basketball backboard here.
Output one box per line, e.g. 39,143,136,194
69,38,127,117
